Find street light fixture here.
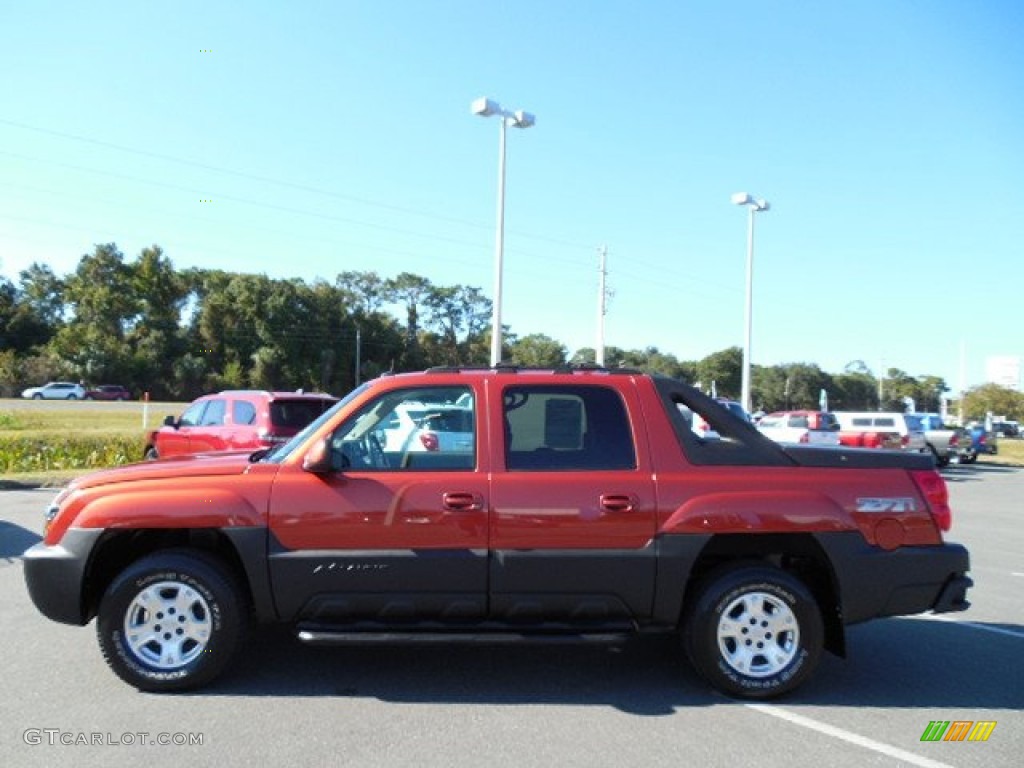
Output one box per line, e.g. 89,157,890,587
731,192,770,414
472,97,535,366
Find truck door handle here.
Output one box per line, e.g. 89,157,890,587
443,492,483,512
600,494,635,513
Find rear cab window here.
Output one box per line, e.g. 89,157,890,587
502,385,635,471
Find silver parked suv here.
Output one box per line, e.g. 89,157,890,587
20,381,87,400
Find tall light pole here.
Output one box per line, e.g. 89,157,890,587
596,245,608,366
731,192,770,414
471,97,535,366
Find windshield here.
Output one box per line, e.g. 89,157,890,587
260,382,372,464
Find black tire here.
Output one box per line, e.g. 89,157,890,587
683,564,823,699
929,445,949,468
96,550,246,692
143,446,158,461
84,395,94,400
67,394,78,400
32,393,42,400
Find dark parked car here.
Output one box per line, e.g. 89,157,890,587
991,421,1019,438
84,385,133,401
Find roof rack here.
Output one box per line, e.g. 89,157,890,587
423,364,642,375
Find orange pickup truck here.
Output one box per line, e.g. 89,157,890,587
24,366,971,699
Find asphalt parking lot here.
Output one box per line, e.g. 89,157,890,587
1,463,1021,768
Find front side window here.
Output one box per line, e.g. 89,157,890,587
503,385,635,471
200,399,227,426
330,386,475,471
178,402,207,427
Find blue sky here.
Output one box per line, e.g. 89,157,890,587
1,1,1021,391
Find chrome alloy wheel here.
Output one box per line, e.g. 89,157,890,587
716,591,799,678
123,581,212,669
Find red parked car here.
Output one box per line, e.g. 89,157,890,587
83,385,133,401
144,389,338,459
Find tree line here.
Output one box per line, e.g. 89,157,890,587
1,242,1019,420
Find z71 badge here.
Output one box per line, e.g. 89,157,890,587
856,497,917,513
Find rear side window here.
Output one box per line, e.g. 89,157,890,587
503,385,635,471
787,415,809,428
233,401,257,425
271,399,336,429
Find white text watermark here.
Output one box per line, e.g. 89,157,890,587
23,729,204,747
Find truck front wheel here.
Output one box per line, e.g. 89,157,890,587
96,550,245,692
683,564,823,699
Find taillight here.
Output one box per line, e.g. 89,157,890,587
901,434,910,448
418,431,439,451
910,469,952,532
799,432,809,443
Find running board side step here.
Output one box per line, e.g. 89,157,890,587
296,630,633,646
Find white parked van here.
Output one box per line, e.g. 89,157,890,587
833,412,928,453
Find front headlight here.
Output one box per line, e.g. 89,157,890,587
43,489,70,536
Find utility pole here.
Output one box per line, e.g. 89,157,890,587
596,246,608,366
877,356,885,410
354,326,362,386
958,339,966,425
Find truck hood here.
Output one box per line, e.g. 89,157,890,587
68,451,259,490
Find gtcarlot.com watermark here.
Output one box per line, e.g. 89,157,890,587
23,729,204,747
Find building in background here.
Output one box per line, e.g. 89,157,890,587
985,356,1021,391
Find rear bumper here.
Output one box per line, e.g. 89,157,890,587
815,533,971,624
22,529,103,626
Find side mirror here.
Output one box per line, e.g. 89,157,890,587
163,415,177,427
302,437,333,474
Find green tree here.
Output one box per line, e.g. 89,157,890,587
386,272,431,370
696,347,742,398
508,334,567,367
126,246,191,399
423,284,492,366
50,243,139,383
961,384,1024,422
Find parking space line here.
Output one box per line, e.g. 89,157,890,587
745,703,954,768
920,613,1024,639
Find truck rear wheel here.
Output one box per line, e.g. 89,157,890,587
683,564,823,699
96,550,245,692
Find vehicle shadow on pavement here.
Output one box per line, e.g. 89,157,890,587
207,628,712,714
792,617,1023,709
941,462,1020,483
198,615,1022,712
0,521,41,561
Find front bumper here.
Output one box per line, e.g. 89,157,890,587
22,529,104,626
